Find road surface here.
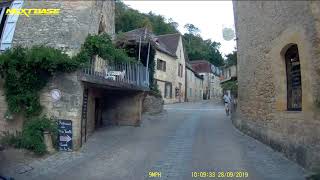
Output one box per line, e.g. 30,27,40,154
6,101,306,180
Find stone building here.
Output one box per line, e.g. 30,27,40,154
116,28,186,104
233,1,320,170
190,60,223,100
221,64,237,84
185,63,204,102
0,0,149,150
154,33,186,104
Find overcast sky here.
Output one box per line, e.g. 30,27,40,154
123,0,236,56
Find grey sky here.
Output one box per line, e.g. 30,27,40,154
123,0,236,56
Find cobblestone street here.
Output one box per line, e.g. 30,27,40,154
3,101,306,180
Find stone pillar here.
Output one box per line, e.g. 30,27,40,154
40,72,84,150
115,92,144,126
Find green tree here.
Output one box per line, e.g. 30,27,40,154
115,1,178,35
225,50,237,67
183,31,224,67
184,23,200,35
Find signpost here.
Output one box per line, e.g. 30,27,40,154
58,119,72,151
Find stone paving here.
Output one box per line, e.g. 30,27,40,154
2,101,307,180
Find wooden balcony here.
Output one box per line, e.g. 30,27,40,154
78,58,149,91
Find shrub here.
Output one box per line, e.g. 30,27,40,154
20,116,58,155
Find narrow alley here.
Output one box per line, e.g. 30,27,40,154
4,101,306,180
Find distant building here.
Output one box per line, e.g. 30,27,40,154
117,28,186,104
190,60,223,100
185,63,203,102
153,33,186,104
220,64,237,84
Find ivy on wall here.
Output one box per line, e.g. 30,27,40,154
0,33,133,154
221,80,238,96
0,46,79,117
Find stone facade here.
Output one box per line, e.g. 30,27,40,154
154,35,186,104
12,0,115,55
0,0,115,150
233,1,320,170
142,93,164,114
185,66,204,102
40,73,84,149
221,65,237,84
190,60,223,100
211,74,223,99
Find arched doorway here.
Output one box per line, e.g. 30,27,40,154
285,44,302,111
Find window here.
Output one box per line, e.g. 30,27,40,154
164,82,172,98
285,44,302,111
0,1,23,51
157,59,166,72
178,64,183,77
228,69,231,77
189,88,192,96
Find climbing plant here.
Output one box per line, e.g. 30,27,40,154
0,33,133,154
0,46,79,117
0,33,133,118
73,33,135,64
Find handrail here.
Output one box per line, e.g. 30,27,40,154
81,58,149,89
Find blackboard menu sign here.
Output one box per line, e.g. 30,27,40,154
58,119,72,151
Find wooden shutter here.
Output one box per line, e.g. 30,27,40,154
0,0,23,51
157,59,161,70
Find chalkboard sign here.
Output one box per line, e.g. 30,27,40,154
58,119,72,151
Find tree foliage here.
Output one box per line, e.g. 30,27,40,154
115,1,224,67
221,80,238,96
183,29,224,67
0,33,132,118
115,1,178,35
225,50,237,67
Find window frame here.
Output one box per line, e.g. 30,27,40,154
157,59,166,72
285,44,302,111
164,82,172,98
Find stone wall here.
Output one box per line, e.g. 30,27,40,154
186,68,203,102
40,73,84,150
12,0,115,55
233,1,320,170
101,91,144,126
154,36,186,104
0,0,115,149
142,93,164,114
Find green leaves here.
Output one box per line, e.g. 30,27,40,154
74,33,134,64
225,51,237,67
0,33,133,154
0,46,76,117
0,33,132,118
21,116,57,155
115,1,178,35
221,80,238,95
183,33,224,67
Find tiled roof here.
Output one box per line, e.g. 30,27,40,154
155,33,181,55
189,60,213,73
185,61,203,79
116,27,179,58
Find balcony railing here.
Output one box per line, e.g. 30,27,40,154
80,57,149,90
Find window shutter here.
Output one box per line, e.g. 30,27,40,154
0,0,23,51
157,59,161,70
164,61,166,72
